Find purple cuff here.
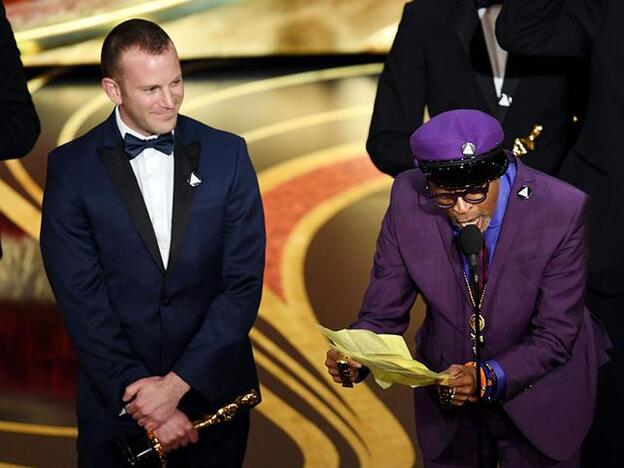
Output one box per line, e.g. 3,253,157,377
485,359,506,401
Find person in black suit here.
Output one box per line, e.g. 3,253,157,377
0,0,40,259
497,2,621,466
367,0,585,178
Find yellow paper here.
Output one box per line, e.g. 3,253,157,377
319,325,451,389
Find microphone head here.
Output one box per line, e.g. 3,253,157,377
459,224,482,256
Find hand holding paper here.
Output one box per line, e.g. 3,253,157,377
325,347,362,386
320,325,451,389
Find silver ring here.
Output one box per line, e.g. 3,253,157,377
439,386,456,408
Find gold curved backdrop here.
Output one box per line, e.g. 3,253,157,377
7,0,405,66
0,1,429,466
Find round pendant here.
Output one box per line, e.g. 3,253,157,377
469,314,486,333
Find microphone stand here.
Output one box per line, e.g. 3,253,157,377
467,252,483,468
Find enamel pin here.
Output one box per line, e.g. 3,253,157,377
188,172,202,187
517,185,532,200
498,93,513,107
461,142,476,156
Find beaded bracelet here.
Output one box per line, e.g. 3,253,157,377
483,362,498,402
464,361,496,400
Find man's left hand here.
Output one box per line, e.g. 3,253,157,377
123,372,190,431
438,364,477,407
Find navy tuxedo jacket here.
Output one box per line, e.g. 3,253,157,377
40,112,265,425
0,2,40,260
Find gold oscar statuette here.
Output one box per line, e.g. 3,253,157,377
513,124,543,157
114,389,260,467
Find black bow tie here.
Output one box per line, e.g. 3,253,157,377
124,132,174,159
475,0,503,8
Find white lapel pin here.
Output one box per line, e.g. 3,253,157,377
498,93,513,107
517,185,532,200
188,172,202,187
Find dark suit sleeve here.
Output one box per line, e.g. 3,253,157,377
496,0,601,57
367,1,427,177
352,180,418,333
0,3,40,159
40,153,150,412
495,197,589,399
172,139,265,401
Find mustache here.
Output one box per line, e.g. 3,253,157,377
451,215,492,231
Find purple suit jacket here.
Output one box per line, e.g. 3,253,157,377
353,159,604,461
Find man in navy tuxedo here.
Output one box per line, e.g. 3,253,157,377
40,19,265,467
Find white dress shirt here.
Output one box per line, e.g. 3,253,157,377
115,107,174,268
478,5,508,99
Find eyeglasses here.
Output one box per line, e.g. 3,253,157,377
427,183,490,209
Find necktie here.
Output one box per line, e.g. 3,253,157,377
479,240,489,293
475,0,503,8
124,132,174,160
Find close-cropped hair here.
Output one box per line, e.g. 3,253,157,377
101,19,172,79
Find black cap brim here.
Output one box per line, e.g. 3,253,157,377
420,150,511,188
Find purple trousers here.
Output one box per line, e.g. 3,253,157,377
424,406,581,468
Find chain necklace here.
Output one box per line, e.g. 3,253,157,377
464,271,487,356
462,271,487,309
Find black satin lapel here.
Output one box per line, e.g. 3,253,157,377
472,28,500,116
482,168,535,310
435,216,471,305
453,0,498,115
167,138,200,273
499,57,520,122
453,0,479,57
98,146,165,273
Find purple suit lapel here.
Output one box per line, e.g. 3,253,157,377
483,161,536,310
417,160,538,313
435,214,472,307
415,180,473,308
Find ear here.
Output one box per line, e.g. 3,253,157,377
101,77,123,106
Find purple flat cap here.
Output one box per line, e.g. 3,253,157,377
410,109,510,188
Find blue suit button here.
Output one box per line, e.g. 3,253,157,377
161,297,172,306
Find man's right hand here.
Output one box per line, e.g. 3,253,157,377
124,373,190,431
325,348,362,384
152,409,198,452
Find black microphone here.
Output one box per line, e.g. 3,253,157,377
459,224,484,468
459,224,482,277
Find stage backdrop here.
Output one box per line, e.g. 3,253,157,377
7,0,405,66
0,1,433,466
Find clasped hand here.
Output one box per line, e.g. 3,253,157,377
124,372,195,451
151,409,199,451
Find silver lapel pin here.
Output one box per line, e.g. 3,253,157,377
517,185,532,200
188,172,202,187
461,141,476,156
498,93,513,107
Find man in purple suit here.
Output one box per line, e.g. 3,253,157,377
326,109,607,467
